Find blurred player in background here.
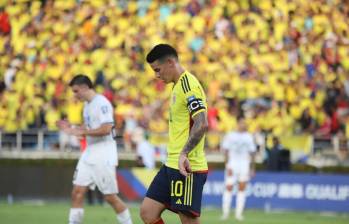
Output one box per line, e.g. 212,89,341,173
57,74,132,224
140,44,209,224
221,118,256,221
132,126,156,169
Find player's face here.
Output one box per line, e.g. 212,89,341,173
238,119,247,131
150,59,173,83
71,85,87,101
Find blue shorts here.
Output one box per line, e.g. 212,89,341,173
146,165,207,217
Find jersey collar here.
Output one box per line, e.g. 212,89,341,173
174,70,188,85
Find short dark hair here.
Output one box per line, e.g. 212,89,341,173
146,44,178,63
69,74,93,88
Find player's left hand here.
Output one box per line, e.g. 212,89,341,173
72,126,86,138
59,125,86,138
179,152,192,177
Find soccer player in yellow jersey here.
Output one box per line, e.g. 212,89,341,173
140,44,209,224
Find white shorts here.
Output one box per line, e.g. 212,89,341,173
224,165,250,185
82,140,118,166
73,159,118,194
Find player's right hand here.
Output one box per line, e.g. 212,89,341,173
56,119,70,130
179,152,192,177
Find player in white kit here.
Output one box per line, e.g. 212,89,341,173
220,118,256,221
57,74,132,224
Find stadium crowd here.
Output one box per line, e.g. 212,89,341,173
0,0,349,151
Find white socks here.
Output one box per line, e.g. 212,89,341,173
69,208,84,224
116,208,133,224
222,189,233,218
222,190,247,220
235,191,246,219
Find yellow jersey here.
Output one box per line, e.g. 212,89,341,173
166,71,208,171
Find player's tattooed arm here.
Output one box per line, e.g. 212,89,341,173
179,111,208,176
181,111,208,155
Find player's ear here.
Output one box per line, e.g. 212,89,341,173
167,57,176,67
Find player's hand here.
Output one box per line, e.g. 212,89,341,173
70,126,86,138
56,120,75,135
56,120,86,137
56,119,70,130
179,152,192,177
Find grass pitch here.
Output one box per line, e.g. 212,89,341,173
0,202,348,224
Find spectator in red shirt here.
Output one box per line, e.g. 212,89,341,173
0,7,11,35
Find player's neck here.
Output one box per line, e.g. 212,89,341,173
173,65,185,83
85,90,97,102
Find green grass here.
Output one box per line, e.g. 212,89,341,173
0,202,348,224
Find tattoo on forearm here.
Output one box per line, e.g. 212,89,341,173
182,112,208,154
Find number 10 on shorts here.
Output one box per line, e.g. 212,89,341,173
171,174,193,206
171,180,183,197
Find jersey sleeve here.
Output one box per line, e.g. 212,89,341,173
180,76,207,118
98,101,114,125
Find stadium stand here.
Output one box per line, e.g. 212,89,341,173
0,0,349,165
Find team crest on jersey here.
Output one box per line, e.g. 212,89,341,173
172,94,176,103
